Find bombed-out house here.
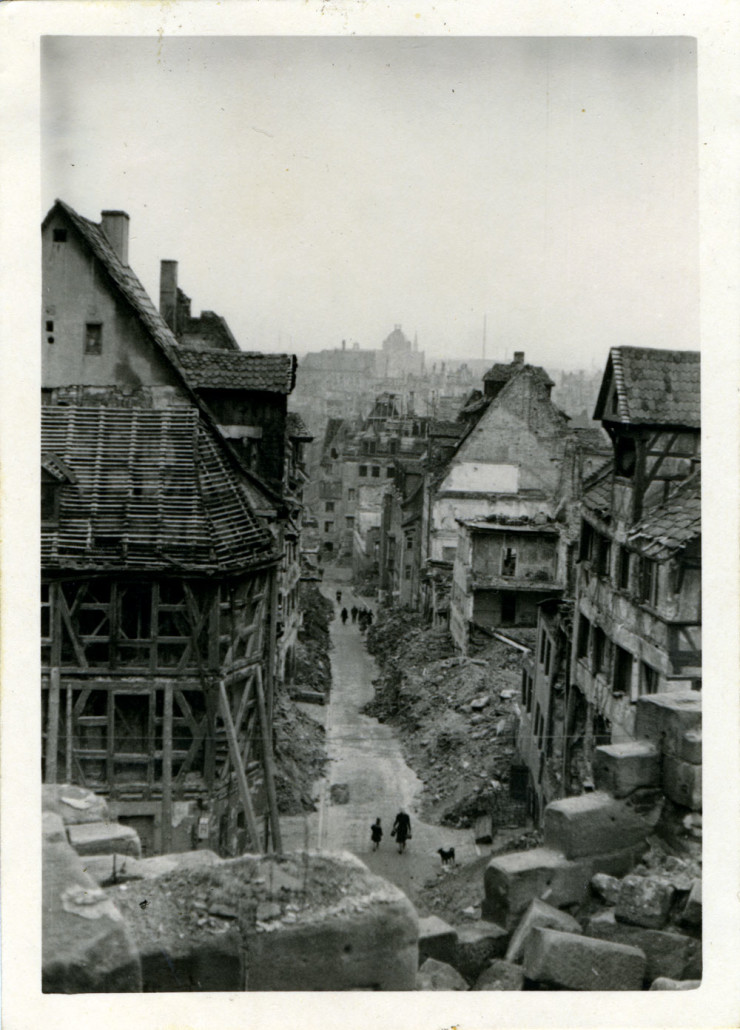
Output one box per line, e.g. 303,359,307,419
41,200,296,856
517,346,701,816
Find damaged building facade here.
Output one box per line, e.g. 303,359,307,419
516,346,701,817
40,200,308,856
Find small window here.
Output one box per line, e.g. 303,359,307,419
53,228,67,243
595,535,611,578
640,557,658,606
359,465,368,477
324,521,334,533
613,645,633,695
325,501,334,513
640,662,659,695
617,547,631,591
615,436,637,478
347,488,356,501
386,466,395,478
84,322,103,355
405,564,412,579
576,614,589,660
371,466,380,478
406,536,414,550
345,515,354,527
501,547,517,577
46,319,55,343
578,520,594,562
592,627,607,675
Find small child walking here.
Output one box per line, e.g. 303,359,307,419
370,817,383,851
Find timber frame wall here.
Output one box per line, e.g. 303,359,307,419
42,565,283,856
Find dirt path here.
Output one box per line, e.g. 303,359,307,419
281,571,478,910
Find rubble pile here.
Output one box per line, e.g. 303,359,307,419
272,688,328,814
293,583,334,696
363,608,527,826
413,838,701,991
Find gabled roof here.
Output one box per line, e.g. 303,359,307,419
627,469,701,560
175,348,297,394
286,412,313,441
483,361,554,388
594,346,700,428
42,406,277,573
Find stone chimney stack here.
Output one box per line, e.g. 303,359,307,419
160,260,179,332
513,351,525,365
100,210,130,265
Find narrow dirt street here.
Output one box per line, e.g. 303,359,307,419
281,570,478,910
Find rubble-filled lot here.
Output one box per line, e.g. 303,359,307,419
363,608,529,827
272,584,332,813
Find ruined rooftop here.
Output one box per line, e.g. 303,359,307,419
594,346,700,428
175,348,297,394
627,469,701,560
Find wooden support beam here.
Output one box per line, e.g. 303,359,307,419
254,666,283,855
218,680,261,851
106,692,115,795
162,684,174,853
66,686,73,783
45,668,61,784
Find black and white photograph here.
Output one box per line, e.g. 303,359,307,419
2,3,739,1027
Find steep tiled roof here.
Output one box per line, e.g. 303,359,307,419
175,348,297,394
627,469,701,559
286,412,313,441
42,406,276,573
483,362,554,388
582,461,614,518
595,346,700,427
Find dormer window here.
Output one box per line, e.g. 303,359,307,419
615,436,636,478
53,228,67,243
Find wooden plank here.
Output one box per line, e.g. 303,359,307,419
218,680,261,850
45,668,61,784
106,692,115,796
66,686,73,782
162,684,173,853
254,667,282,854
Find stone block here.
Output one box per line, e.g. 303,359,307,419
417,957,469,991
635,692,701,759
593,741,661,798
68,821,142,859
523,926,646,991
43,811,69,846
615,875,675,929
43,829,141,993
650,977,701,990
42,783,109,825
505,898,582,963
417,915,458,967
473,959,525,991
453,921,509,981
590,873,621,905
484,848,591,930
681,729,702,765
543,792,650,859
112,850,419,991
585,914,691,983
681,879,702,927
662,755,702,811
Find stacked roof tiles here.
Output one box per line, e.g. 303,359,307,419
628,470,701,560
42,406,276,573
175,349,297,394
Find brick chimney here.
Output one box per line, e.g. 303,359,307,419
100,210,130,265
160,260,179,332
513,351,525,365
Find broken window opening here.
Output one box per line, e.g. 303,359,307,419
501,592,516,625
617,546,631,591
501,547,517,577
576,614,590,660
640,557,658,606
640,661,659,696
615,436,637,478
613,645,633,695
84,322,103,355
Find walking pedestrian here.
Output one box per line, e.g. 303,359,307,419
370,817,383,851
351,605,358,624
366,609,373,627
391,810,412,854
340,607,348,626
336,590,342,605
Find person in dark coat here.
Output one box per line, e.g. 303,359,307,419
391,810,411,853
351,605,358,624
340,607,348,625
366,609,373,627
336,590,342,605
370,817,383,851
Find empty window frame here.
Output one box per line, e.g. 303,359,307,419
640,661,659,695
576,614,590,660
592,627,607,675
53,227,68,242
640,557,658,606
84,322,103,355
613,645,633,695
615,435,637,478
386,466,396,478
325,501,335,513
617,546,631,591
501,592,516,624
371,466,380,478
544,637,552,677
501,546,517,577
595,534,611,578
347,488,356,500
358,465,368,477
578,520,594,562
323,521,334,533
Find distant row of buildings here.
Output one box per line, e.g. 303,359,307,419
310,345,701,819
41,201,312,857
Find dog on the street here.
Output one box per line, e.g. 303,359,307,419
437,846,456,866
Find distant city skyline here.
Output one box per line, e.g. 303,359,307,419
43,36,698,371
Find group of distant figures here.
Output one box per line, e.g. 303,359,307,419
370,811,412,854
336,591,373,632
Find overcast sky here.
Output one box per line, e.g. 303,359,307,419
42,36,698,369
